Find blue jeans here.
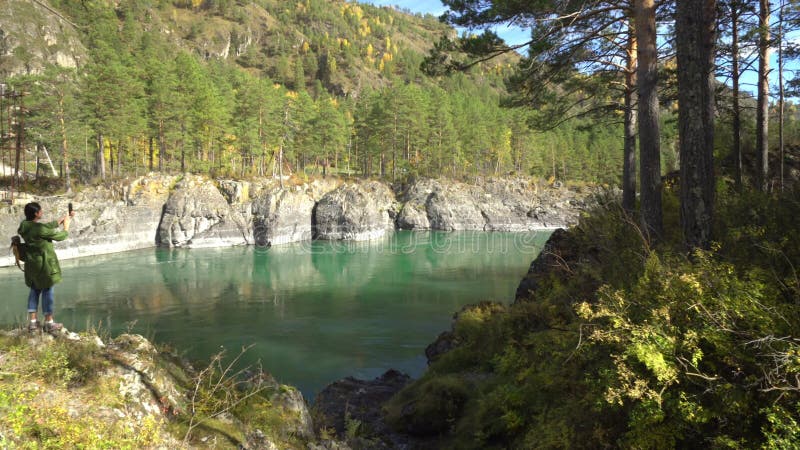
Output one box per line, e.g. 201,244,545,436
27,286,54,316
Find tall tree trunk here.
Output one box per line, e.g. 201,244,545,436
636,0,662,238
623,18,638,213
148,136,154,172
57,97,71,192
278,145,284,189
778,0,785,191
392,112,397,181
109,141,115,177
181,123,187,172
731,1,742,190
158,119,166,173
117,139,123,177
158,134,163,172
677,0,717,250
757,0,770,191
41,145,57,176
10,93,24,202
0,89,5,177
97,133,106,180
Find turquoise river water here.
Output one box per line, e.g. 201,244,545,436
0,231,549,398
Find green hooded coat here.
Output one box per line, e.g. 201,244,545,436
18,220,68,289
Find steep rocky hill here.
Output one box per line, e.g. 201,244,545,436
0,0,515,96
0,0,87,77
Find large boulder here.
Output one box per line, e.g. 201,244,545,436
425,183,486,231
217,179,251,204
251,187,316,246
313,184,392,241
477,178,542,231
396,203,429,230
312,369,415,448
515,228,575,301
360,180,400,224
396,179,439,230
397,177,592,232
157,175,249,248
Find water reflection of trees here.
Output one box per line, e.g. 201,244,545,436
0,232,552,397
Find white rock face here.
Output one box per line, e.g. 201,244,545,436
252,188,316,246
157,175,250,248
313,183,393,241
1,174,598,267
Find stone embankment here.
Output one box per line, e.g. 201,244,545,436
1,174,603,267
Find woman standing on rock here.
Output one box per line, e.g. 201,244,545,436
18,202,73,332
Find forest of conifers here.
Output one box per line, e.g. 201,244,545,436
0,0,614,185
2,0,798,193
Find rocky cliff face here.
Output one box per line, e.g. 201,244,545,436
313,183,395,241
399,178,594,232
156,175,250,248
0,0,87,76
2,174,600,267
252,186,316,246
0,174,177,267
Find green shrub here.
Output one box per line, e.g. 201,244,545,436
385,186,800,449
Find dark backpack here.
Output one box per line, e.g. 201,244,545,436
10,235,26,271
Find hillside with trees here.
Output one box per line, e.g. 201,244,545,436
0,0,636,190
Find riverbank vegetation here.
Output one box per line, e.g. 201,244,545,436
373,1,800,447
0,330,316,448
384,185,800,448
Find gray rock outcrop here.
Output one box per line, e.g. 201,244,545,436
311,369,415,449
252,187,316,246
2,175,599,267
0,174,178,266
0,327,321,449
217,179,251,205
157,175,250,248
397,179,439,230
0,0,88,77
313,183,393,241
398,178,587,231
425,185,486,231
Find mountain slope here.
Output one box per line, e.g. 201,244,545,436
2,0,515,97
0,0,87,77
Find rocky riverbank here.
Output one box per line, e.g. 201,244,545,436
0,326,341,449
1,174,603,267
0,225,586,449
307,228,582,449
